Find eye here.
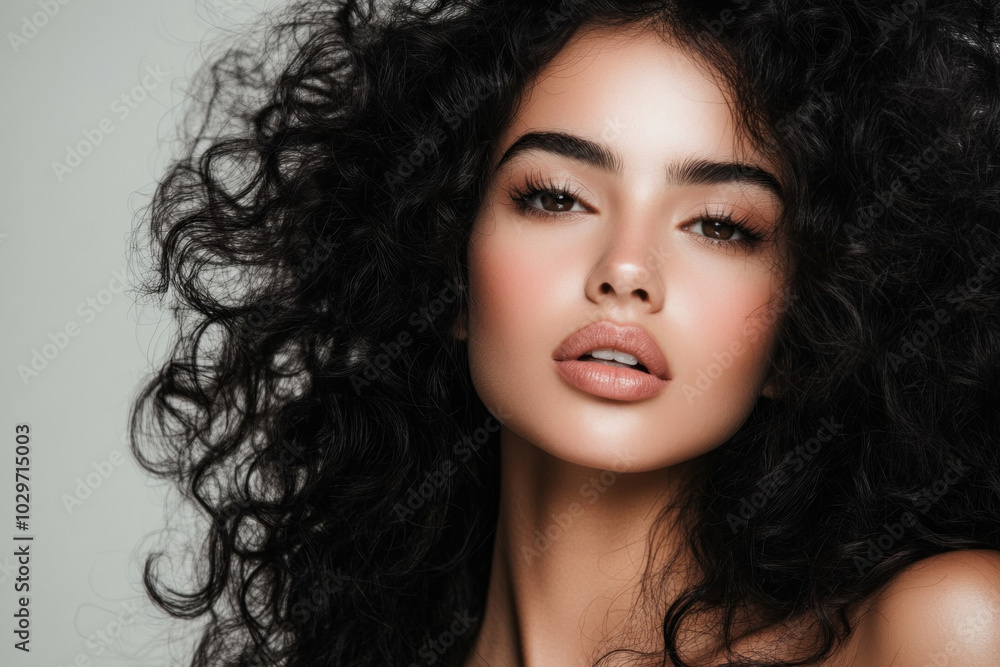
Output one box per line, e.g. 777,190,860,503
685,209,765,251
507,179,768,252
508,175,590,219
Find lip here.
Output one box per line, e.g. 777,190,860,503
552,320,670,401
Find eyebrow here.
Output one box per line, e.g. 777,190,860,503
492,130,783,200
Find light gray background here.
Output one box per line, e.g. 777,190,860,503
1,1,282,664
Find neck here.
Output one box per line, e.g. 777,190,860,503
464,426,704,667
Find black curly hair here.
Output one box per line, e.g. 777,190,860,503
127,0,1000,665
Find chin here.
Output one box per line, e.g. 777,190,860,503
504,416,721,475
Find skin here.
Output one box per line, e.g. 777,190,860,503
453,23,792,666
447,19,1000,667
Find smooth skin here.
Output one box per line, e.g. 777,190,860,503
454,23,1000,667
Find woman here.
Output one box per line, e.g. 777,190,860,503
128,0,1000,665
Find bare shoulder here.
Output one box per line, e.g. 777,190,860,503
848,549,1000,666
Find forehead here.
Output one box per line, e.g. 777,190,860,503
497,24,762,172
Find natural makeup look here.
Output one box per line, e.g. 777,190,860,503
455,22,791,666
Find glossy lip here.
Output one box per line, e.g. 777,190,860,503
552,320,671,401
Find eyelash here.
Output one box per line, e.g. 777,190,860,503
507,175,766,251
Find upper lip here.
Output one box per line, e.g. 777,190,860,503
553,319,671,381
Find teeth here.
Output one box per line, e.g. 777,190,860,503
589,348,638,365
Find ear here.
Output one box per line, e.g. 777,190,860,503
761,380,775,399
761,371,779,399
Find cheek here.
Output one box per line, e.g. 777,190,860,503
464,221,557,409
466,203,584,349
674,273,783,404
468,238,539,321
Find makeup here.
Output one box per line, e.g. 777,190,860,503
553,319,670,401
465,23,786,473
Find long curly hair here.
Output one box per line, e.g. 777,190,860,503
127,0,1000,664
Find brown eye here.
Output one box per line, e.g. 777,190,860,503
510,180,589,218
685,213,763,251
703,219,736,240
537,191,577,212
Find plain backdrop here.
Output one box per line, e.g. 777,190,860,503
1,0,284,664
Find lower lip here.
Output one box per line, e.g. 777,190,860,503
554,359,668,401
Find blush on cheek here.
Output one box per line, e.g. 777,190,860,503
683,285,782,395
465,249,526,394
468,254,520,332
469,222,566,328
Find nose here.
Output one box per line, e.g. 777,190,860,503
584,220,666,313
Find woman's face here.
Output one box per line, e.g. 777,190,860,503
461,24,789,472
